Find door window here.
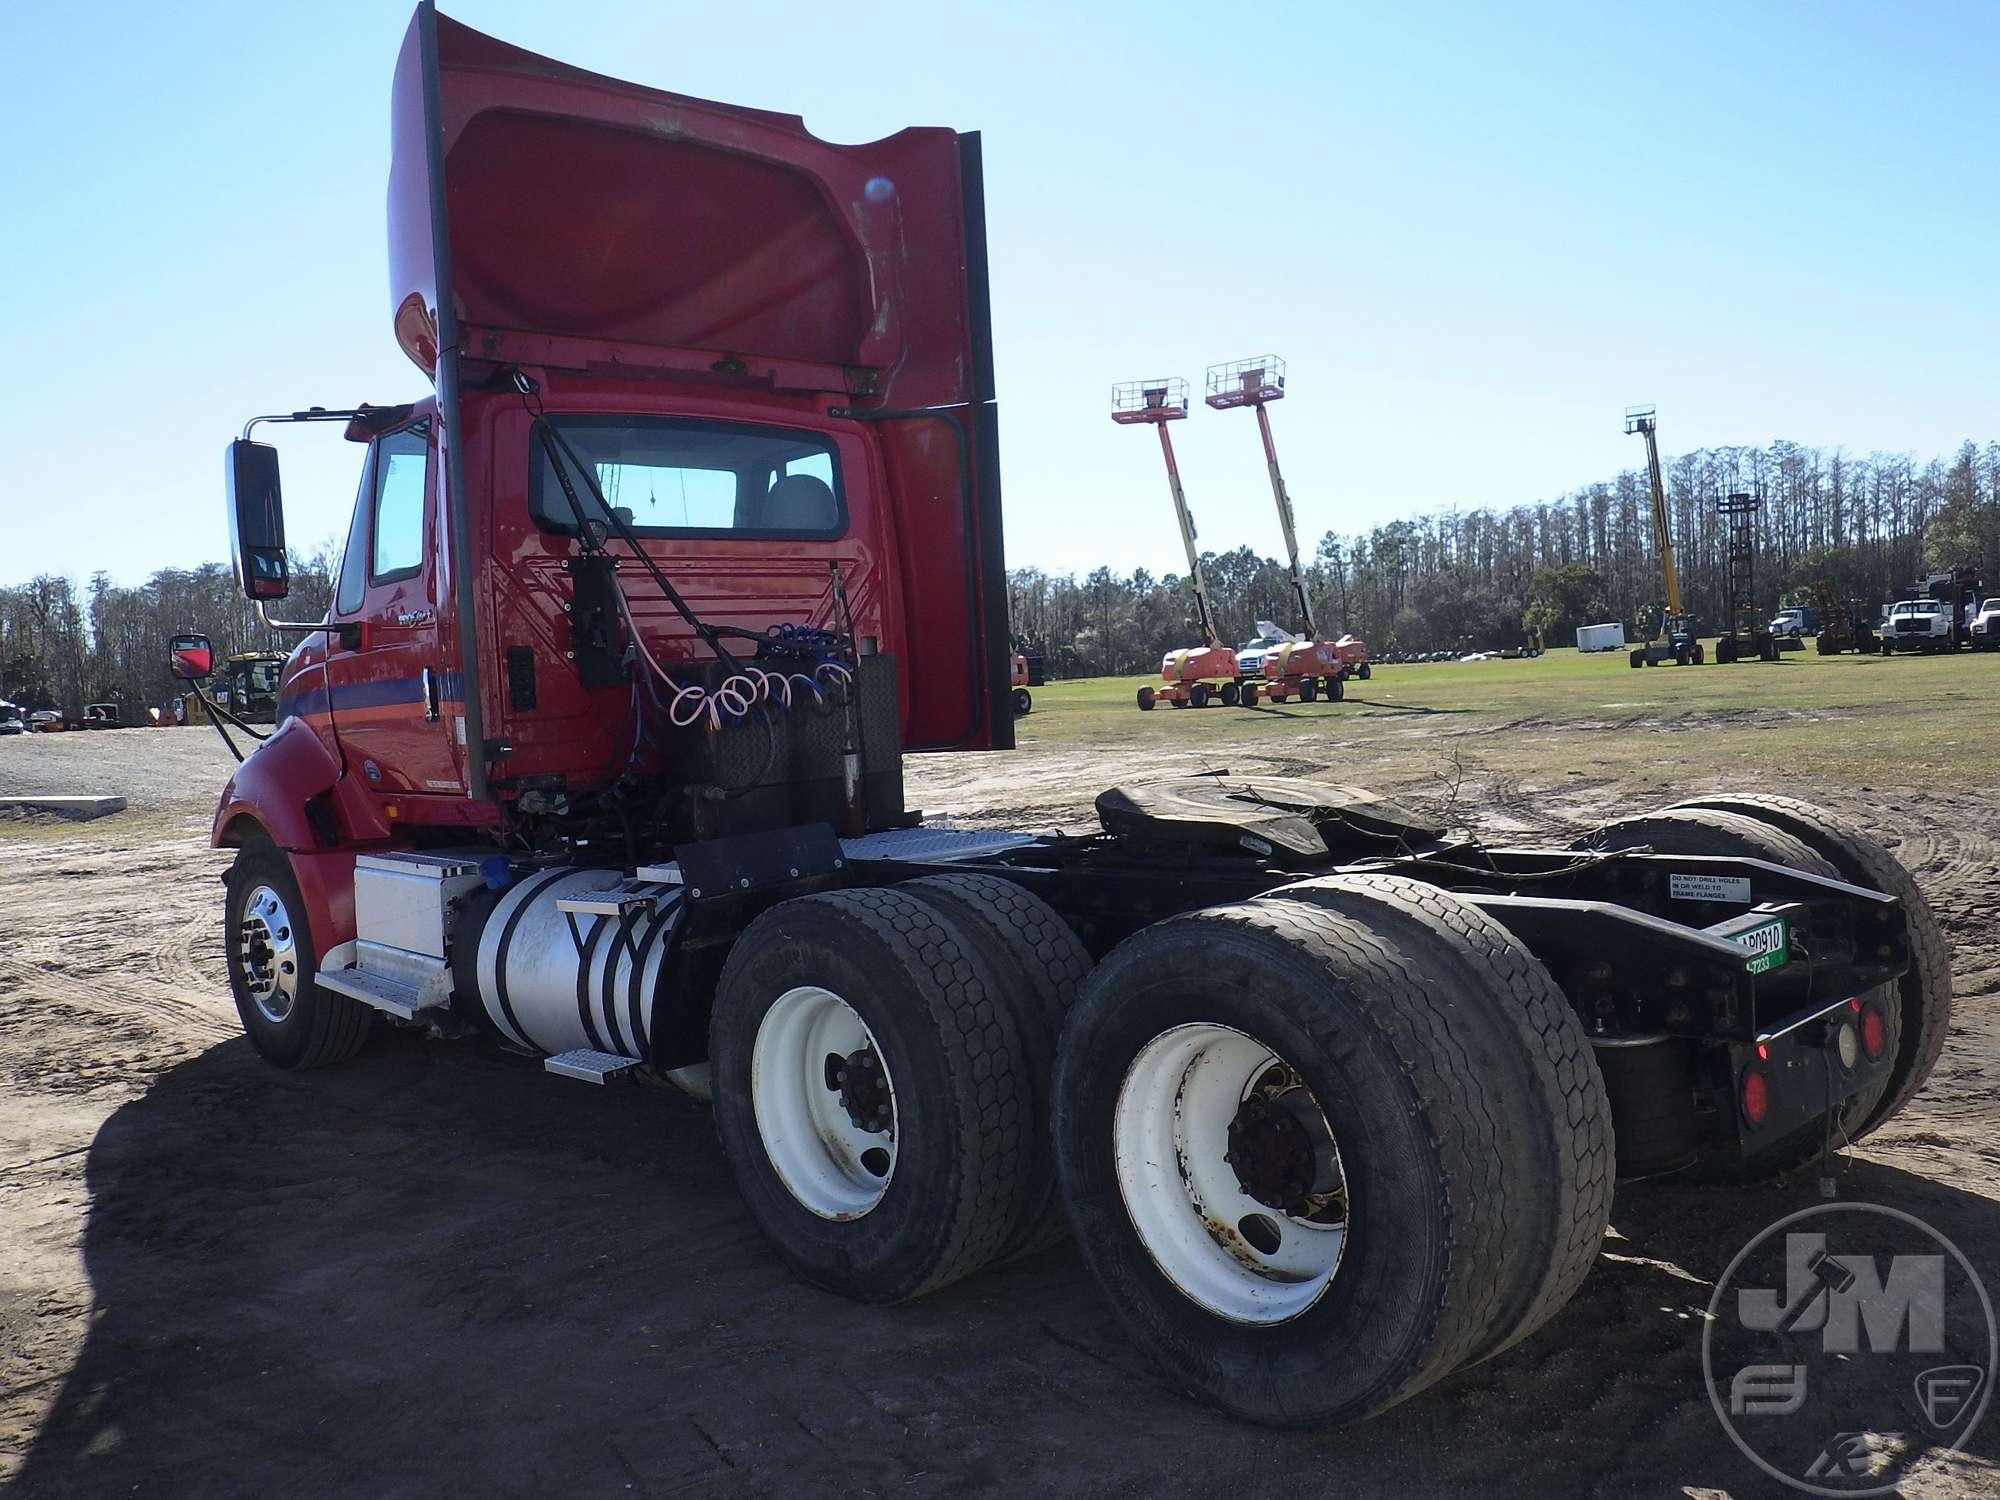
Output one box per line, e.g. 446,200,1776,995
370,429,430,581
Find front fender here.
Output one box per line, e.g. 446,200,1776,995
211,717,393,851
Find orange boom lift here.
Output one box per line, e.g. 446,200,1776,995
1114,378,1250,710
1206,357,1366,702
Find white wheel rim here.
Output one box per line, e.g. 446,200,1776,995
751,986,898,1220
1114,1023,1347,1324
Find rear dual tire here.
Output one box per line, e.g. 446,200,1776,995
1052,883,1611,1427
711,880,1090,1300
710,888,1032,1303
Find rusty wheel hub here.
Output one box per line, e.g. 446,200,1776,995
1225,1070,1344,1221
825,1046,894,1135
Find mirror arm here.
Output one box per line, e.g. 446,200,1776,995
242,408,372,440
256,600,329,635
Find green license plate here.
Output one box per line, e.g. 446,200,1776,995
1732,916,1789,974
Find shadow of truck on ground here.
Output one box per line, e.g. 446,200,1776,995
13,1031,1997,1498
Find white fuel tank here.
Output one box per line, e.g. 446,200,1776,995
472,868,683,1058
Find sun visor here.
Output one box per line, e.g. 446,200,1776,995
387,4,986,406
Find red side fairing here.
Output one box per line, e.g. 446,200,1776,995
390,5,1010,770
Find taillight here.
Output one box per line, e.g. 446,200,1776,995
1860,1004,1888,1061
1740,1067,1772,1129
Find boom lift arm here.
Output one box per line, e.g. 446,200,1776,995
1625,405,1680,620
1114,380,1241,708
1115,380,1219,648
1622,405,1702,667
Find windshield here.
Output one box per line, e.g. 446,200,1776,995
1893,601,1940,616
531,417,845,539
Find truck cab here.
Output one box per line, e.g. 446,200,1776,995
1882,598,1951,653
1972,598,2000,650
1768,606,1817,640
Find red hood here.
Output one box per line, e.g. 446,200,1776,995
388,4,989,406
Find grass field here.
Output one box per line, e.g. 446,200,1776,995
1014,643,2000,788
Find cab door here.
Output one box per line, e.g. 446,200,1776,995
322,422,465,795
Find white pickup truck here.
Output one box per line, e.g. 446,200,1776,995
1880,598,1953,654
1972,599,2000,650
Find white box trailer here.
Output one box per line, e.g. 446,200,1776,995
1576,622,1627,652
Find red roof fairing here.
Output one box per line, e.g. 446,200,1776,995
388,6,982,407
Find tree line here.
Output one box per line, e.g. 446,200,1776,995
1011,436,2000,675
6,434,1994,714
0,550,336,719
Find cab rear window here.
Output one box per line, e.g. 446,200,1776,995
530,416,845,539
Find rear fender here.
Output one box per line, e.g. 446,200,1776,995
211,717,393,853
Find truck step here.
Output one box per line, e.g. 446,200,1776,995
316,964,437,1021
555,890,657,919
544,1048,643,1084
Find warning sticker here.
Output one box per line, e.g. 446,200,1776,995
1669,871,1753,904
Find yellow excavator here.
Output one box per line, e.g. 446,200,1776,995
1623,406,1704,666
174,650,286,725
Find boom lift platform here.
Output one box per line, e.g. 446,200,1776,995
170,2,1954,1437
1622,407,1703,667
1714,491,1778,663
1115,379,1248,710
1206,357,1366,702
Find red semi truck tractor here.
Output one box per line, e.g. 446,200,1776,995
174,4,1951,1429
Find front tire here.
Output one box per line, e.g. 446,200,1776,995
223,841,371,1069
1012,686,1033,716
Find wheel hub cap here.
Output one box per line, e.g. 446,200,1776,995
235,884,299,1025
1225,1072,1345,1220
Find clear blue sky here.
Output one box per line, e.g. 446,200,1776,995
3,1,1994,586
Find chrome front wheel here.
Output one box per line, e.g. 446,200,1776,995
235,883,300,1025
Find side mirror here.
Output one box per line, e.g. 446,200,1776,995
169,633,214,681
226,438,289,600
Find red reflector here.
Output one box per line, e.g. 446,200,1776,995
1741,1068,1772,1128
1848,997,1863,1013
1755,1043,1770,1062
1860,1006,1888,1060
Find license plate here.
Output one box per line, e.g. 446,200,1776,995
1732,916,1789,974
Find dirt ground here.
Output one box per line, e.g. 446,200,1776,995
2,721,1996,1498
